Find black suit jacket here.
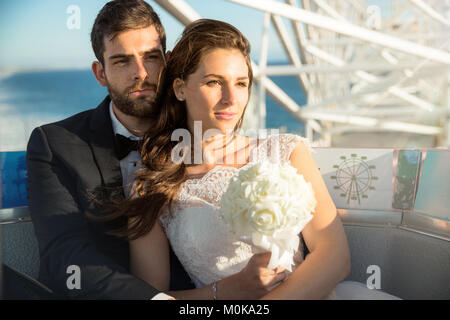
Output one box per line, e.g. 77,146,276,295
26,96,194,299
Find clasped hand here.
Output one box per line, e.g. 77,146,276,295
227,252,288,299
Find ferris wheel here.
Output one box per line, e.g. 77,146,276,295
155,0,450,148
331,153,378,204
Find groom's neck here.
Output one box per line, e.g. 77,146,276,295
111,102,151,137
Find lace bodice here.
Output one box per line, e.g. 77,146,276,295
159,133,310,288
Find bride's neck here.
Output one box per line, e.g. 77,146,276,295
189,133,239,166
201,133,235,149
204,133,236,163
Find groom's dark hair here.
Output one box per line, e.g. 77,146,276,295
91,0,166,66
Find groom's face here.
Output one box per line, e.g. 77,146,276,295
95,25,165,117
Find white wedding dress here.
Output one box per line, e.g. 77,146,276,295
158,133,400,300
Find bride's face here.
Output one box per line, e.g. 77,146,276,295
174,48,250,136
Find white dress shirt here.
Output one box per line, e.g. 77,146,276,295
109,103,143,198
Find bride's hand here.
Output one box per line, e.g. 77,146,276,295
220,252,288,300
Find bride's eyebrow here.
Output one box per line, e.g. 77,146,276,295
203,74,249,80
203,74,222,79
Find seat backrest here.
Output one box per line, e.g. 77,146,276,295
1,151,39,280
1,216,39,279
1,148,449,299
343,224,450,299
0,151,28,209
311,147,450,299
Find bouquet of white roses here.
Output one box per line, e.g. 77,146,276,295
220,160,316,272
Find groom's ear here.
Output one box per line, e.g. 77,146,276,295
165,50,171,63
92,61,107,87
173,78,185,101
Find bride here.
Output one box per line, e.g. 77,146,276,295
115,19,355,300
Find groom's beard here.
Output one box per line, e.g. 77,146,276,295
106,79,157,118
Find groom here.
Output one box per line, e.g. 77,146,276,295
26,0,193,299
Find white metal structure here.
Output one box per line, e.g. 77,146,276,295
154,0,450,148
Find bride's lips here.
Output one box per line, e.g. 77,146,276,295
214,112,237,120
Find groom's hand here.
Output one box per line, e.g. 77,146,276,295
235,252,288,299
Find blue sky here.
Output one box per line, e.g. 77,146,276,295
0,0,291,69
0,0,394,70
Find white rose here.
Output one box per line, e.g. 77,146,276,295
220,160,316,237
220,160,317,271
248,201,284,235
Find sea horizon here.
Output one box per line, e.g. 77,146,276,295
0,58,294,74
0,65,306,151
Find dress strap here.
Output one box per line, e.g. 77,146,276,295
265,133,313,164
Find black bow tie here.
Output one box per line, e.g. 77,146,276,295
114,134,140,160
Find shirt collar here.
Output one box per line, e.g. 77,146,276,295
109,101,140,141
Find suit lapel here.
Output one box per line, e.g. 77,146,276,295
88,96,123,192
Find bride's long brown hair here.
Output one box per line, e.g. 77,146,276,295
107,19,253,240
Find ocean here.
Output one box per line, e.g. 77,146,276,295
0,69,306,152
